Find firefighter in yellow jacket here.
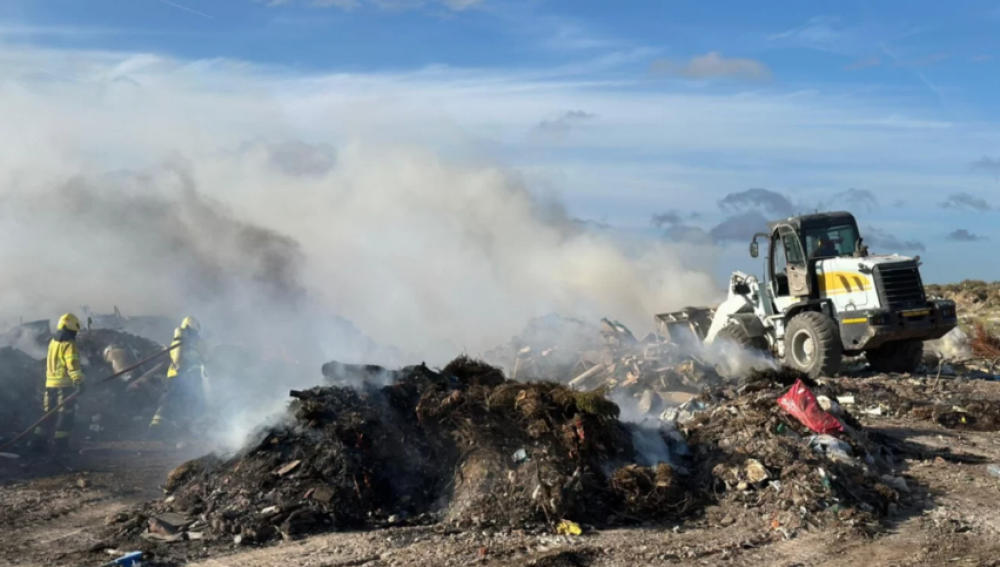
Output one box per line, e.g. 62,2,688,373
149,316,208,436
31,313,86,451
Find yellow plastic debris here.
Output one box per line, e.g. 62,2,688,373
556,519,582,536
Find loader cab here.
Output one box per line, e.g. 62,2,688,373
762,212,861,310
767,224,809,311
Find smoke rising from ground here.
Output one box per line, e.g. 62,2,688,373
0,46,723,448
0,140,721,368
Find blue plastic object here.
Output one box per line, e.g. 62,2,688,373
100,551,143,567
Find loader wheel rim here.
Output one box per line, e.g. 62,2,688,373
790,329,815,368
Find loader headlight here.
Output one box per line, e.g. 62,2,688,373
868,313,889,326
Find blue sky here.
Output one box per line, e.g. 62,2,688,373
2,0,1000,285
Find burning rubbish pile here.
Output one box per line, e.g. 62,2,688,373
485,315,733,420
102,359,915,555
106,356,690,549
681,368,911,535
0,347,46,439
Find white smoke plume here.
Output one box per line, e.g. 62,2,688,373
927,327,972,360
0,45,724,448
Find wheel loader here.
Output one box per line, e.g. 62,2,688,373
656,211,958,378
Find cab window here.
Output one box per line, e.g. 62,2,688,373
772,237,787,274
778,227,805,265
804,224,859,259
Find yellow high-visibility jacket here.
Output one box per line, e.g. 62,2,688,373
46,338,85,388
167,328,207,380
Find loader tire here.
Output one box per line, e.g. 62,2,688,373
866,340,923,374
716,323,768,353
784,311,841,379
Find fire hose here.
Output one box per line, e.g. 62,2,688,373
0,341,183,453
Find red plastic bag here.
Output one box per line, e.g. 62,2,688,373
777,379,843,435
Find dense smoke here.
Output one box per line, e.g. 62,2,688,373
0,145,721,362
0,46,723,447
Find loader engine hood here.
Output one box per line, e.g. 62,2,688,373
815,253,926,311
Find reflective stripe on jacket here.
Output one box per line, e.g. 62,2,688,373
167,328,206,379
46,339,85,388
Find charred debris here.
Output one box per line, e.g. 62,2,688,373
106,360,923,555
14,313,1000,558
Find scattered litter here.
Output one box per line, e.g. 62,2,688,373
98,551,144,567
275,460,302,477
99,350,940,552
777,379,844,435
140,532,186,543
149,513,192,535
484,315,727,420
512,448,529,464
684,367,904,534
745,459,769,484
816,395,844,417
808,435,854,464
987,464,1000,478
663,399,709,425
556,520,582,536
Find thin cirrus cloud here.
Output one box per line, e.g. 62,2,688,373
767,15,845,48
649,51,772,81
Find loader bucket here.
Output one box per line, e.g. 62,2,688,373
654,307,715,346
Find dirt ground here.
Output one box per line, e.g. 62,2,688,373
5,374,1000,567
